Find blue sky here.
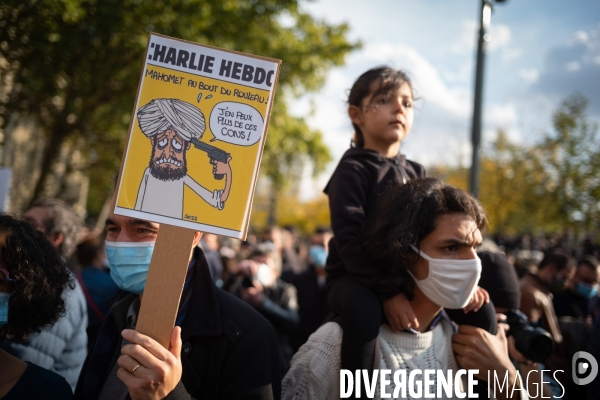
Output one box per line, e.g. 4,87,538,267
292,0,600,198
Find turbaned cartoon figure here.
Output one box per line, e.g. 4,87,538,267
134,98,232,219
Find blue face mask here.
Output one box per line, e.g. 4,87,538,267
575,282,599,299
308,245,328,268
106,241,155,294
0,292,9,327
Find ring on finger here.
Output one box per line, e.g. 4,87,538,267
132,363,141,373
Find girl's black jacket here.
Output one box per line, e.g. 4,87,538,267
324,147,426,301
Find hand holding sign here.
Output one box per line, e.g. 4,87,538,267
117,327,183,400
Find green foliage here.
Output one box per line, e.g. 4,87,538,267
535,93,600,232
0,0,358,215
262,100,332,192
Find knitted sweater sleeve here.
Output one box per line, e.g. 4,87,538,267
281,322,342,400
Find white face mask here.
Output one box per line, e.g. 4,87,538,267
256,263,274,287
408,245,481,309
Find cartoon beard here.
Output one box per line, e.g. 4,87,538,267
149,144,188,181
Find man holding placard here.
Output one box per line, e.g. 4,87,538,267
82,32,283,400
74,204,282,399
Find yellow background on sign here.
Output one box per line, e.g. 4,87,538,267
117,64,270,231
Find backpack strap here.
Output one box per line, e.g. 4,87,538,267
76,272,105,321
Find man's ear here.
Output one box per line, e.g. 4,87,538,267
192,231,203,248
186,141,191,150
348,105,363,126
51,232,64,249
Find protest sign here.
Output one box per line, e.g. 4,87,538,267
115,32,281,239
113,33,281,347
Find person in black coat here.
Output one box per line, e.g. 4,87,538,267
228,245,300,374
588,300,600,400
553,255,599,319
287,245,330,351
74,208,281,400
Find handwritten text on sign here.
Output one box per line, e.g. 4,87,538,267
209,102,263,146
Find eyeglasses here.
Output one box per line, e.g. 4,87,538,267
0,268,12,292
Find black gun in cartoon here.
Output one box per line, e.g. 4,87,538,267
191,139,231,180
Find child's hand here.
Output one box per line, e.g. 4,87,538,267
462,286,490,313
383,293,418,332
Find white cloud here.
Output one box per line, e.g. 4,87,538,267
519,68,539,83
573,30,589,44
566,61,581,71
451,20,478,54
532,24,600,116
485,103,518,128
488,24,512,52
450,20,519,63
502,48,522,62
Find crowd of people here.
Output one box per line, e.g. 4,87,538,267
0,66,599,400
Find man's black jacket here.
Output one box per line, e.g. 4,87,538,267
75,246,281,400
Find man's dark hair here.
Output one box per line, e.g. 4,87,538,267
282,225,298,235
29,199,82,258
578,255,599,272
76,234,103,267
538,248,576,271
0,214,71,339
364,178,487,299
313,226,332,235
478,250,520,310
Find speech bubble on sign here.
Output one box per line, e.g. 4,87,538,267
209,102,264,146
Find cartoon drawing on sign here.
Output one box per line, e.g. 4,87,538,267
134,98,232,219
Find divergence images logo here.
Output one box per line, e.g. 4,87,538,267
572,351,598,386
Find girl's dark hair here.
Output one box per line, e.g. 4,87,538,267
348,66,413,148
0,214,71,339
364,178,487,299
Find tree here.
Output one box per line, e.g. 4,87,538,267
534,93,600,234
0,0,358,215
429,93,600,239
250,189,330,234
478,130,550,234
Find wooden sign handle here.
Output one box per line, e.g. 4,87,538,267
136,224,196,348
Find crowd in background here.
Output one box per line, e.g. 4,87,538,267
1,196,600,399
